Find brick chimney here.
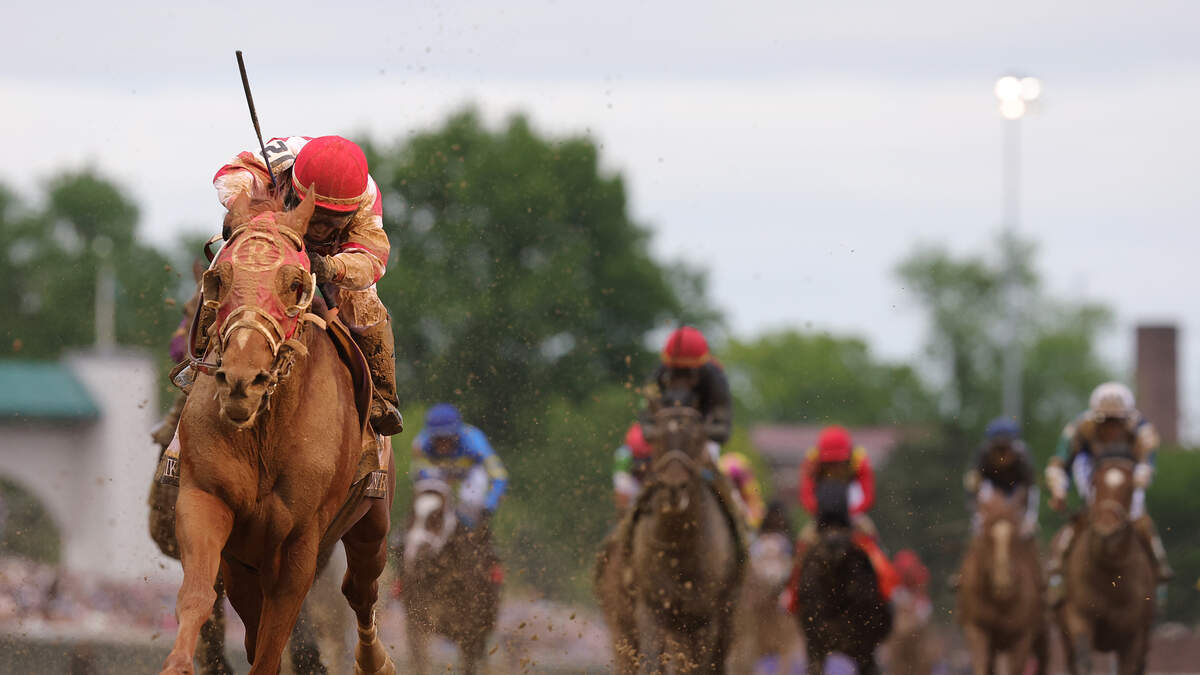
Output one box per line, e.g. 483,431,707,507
1135,324,1178,445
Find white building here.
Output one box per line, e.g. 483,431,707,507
0,349,181,585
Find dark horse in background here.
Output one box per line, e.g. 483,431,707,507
399,478,501,675
1056,452,1155,675
596,402,744,673
794,480,892,675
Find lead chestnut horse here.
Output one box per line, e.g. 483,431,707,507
160,191,396,675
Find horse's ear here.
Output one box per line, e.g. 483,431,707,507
284,184,316,237
226,192,252,229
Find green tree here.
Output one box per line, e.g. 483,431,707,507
0,171,179,359
363,110,718,599
724,329,937,426
364,110,715,445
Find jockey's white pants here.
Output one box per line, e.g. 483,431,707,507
1071,454,1145,519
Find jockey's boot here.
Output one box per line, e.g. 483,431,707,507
1045,523,1076,608
1133,515,1174,582
351,316,404,436
151,391,188,449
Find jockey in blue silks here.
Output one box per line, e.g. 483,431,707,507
411,404,508,528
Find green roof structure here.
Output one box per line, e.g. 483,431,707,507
0,360,100,422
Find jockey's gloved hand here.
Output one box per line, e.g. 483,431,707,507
308,252,338,284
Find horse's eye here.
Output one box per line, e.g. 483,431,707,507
289,280,301,293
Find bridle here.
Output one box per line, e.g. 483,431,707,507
176,217,320,415
649,407,707,478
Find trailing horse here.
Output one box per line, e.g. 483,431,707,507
160,191,396,675
955,487,1047,675
1055,455,1155,675
728,531,799,674
399,478,501,674
596,405,744,674
793,480,892,675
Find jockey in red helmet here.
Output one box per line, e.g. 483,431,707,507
782,426,897,613
646,326,733,458
211,135,403,436
612,422,654,512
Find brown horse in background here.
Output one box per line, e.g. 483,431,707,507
956,488,1047,675
160,191,396,675
596,405,744,673
794,479,892,675
400,478,501,674
1056,456,1155,675
728,531,800,674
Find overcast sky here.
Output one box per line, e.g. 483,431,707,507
5,1,1199,436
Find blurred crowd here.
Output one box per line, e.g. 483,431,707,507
0,556,176,634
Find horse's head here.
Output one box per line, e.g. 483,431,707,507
647,405,706,514
201,191,317,428
976,489,1024,599
404,479,458,571
1089,456,1135,538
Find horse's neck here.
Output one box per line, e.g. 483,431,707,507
1086,520,1134,569
650,481,711,541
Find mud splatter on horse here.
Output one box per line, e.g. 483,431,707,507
159,191,396,675
399,478,500,674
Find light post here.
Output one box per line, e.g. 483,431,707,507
993,74,1041,421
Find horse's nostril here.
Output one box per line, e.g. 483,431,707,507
252,372,270,387
214,370,228,385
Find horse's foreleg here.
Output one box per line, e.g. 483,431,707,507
246,533,320,675
1116,630,1149,675
161,488,234,675
196,574,234,675
962,624,991,675
1006,632,1035,675
342,495,395,675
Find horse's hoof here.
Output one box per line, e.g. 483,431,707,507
353,657,396,675
160,651,195,675
354,616,396,675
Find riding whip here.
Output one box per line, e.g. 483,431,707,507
235,50,277,189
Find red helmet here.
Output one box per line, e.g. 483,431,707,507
816,425,853,463
292,136,369,213
662,326,711,368
625,422,653,458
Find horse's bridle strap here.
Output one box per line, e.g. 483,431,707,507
653,449,700,474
